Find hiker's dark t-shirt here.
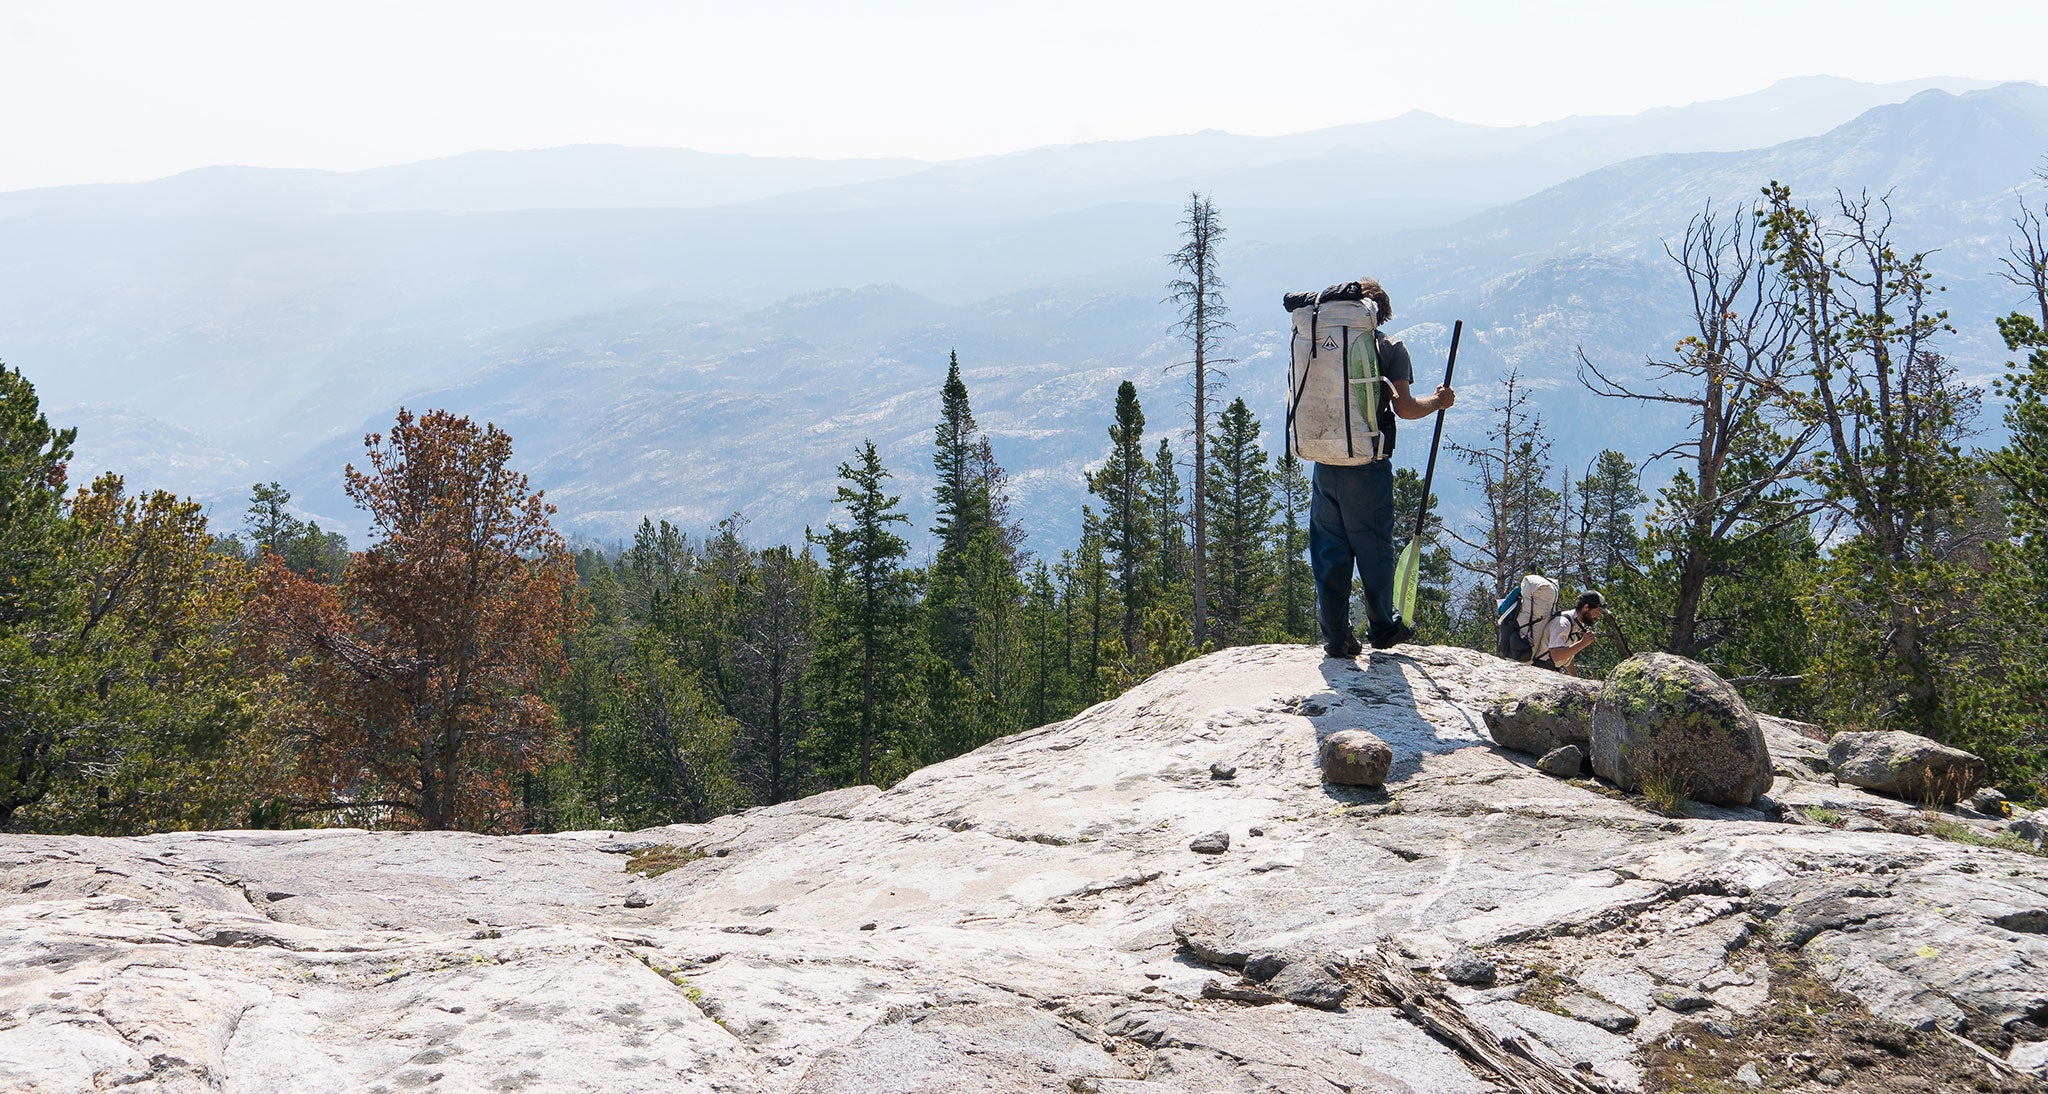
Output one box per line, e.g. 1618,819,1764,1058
1375,333,1414,456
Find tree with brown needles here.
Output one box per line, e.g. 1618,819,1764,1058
1167,192,1233,649
253,409,582,831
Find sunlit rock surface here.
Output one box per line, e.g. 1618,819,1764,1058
4,644,2044,1092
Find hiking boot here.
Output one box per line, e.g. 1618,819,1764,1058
1323,633,1363,659
1369,621,1416,650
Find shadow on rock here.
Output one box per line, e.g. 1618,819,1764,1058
1307,651,1478,798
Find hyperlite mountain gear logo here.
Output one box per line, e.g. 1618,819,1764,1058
1320,334,1339,353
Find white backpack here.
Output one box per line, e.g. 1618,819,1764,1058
1286,296,1392,466
1495,574,1560,663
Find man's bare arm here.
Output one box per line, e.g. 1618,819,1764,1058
1390,379,1456,420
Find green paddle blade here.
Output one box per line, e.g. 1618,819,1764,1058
1394,540,1421,625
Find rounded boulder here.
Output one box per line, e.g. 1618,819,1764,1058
1827,731,1987,805
1482,676,1601,757
1590,653,1772,806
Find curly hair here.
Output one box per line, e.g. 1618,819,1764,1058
1355,277,1392,322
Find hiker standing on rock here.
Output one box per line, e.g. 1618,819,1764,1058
1536,591,1605,675
1285,277,1454,659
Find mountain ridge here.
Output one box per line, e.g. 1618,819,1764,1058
9,80,2044,545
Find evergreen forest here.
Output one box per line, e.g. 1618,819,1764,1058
4,182,2046,837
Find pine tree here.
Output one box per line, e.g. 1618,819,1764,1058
1086,382,1157,655
808,441,920,787
1941,199,2048,793
1273,450,1316,642
662,516,817,806
0,364,79,830
1150,437,1188,602
1579,201,1814,659
928,351,989,673
251,409,582,832
931,351,986,556
1072,519,1111,704
23,472,270,835
1762,183,1981,732
1019,561,1067,729
741,544,818,802
1203,397,1277,645
245,482,299,556
1573,451,1646,596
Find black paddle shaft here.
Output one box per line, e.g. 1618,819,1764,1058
1411,320,1462,544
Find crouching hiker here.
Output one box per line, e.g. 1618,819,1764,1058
1536,591,1606,676
1282,277,1454,658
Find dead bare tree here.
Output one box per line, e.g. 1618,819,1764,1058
1167,192,1233,648
1578,201,1818,659
1446,365,1557,602
1999,188,2048,329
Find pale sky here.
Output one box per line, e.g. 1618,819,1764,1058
5,0,2046,192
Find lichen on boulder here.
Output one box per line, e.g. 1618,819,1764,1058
1481,675,1601,757
1590,652,1772,807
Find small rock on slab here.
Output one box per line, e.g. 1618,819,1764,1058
1440,948,1496,986
1209,763,1237,780
2011,816,2046,848
1243,952,1292,982
1654,989,1713,1012
1557,992,1638,1033
624,889,653,909
1828,730,1989,804
1536,744,1584,778
1319,730,1392,787
1173,914,1252,967
1265,958,1348,1010
1189,832,1231,855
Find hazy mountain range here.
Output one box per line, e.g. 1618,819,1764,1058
3,74,2042,551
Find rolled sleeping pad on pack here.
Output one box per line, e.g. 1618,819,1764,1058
1283,281,1374,312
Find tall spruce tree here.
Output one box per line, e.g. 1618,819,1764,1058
1086,382,1157,656
1273,449,1317,642
809,441,920,787
1203,397,1277,645
1020,560,1067,730
1072,519,1111,703
928,351,987,672
1149,437,1188,603
741,544,818,802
